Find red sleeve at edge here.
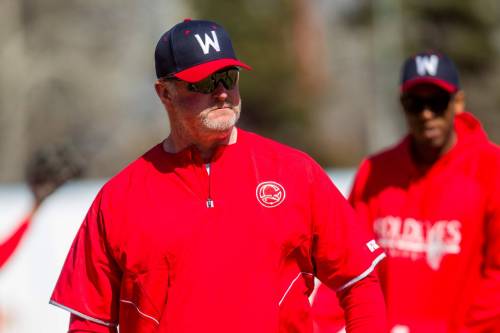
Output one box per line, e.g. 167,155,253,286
69,314,117,333
0,216,31,270
337,271,388,333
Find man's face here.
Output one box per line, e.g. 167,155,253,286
400,84,457,149
160,69,242,137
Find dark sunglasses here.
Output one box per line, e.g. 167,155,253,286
164,68,239,94
401,92,452,115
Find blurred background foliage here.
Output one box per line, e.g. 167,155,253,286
1,0,499,181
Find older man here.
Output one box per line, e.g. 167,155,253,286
50,19,387,333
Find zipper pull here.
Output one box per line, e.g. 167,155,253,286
206,198,214,208
205,163,214,208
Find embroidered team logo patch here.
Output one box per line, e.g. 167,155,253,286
256,181,286,208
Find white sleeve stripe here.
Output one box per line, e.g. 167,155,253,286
278,271,314,306
119,299,160,325
49,300,117,327
336,252,386,292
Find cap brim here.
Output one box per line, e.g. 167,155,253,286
401,77,458,94
174,59,252,83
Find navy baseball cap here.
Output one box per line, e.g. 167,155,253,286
400,51,460,94
155,19,251,83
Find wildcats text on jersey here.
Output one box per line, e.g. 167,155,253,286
373,216,462,270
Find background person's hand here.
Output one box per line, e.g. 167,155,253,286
25,144,85,207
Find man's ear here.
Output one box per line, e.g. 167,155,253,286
453,90,465,114
155,80,171,102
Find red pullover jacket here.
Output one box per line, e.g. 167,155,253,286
50,129,386,333
314,112,500,332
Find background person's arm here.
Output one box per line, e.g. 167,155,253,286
464,150,500,332
0,214,32,269
1,144,83,270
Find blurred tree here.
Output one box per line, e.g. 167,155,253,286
0,0,181,181
341,0,498,73
341,0,500,145
402,0,497,73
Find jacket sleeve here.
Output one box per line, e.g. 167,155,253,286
465,151,500,331
337,271,387,333
50,190,121,330
309,161,387,332
69,314,117,333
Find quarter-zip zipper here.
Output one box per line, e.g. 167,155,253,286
205,163,214,208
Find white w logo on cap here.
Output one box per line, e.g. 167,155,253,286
194,31,221,55
415,55,439,76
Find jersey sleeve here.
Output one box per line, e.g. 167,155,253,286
465,151,500,331
310,160,385,291
336,271,387,333
309,161,386,332
50,190,121,330
69,314,117,333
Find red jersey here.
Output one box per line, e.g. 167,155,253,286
315,112,500,332
50,129,386,333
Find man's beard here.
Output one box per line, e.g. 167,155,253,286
201,102,241,131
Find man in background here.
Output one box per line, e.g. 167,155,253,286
313,51,500,332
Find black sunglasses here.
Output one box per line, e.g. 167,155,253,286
401,92,452,115
164,68,239,94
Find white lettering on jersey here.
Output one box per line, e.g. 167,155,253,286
415,55,439,76
373,216,462,270
366,240,380,252
402,218,424,245
194,31,221,55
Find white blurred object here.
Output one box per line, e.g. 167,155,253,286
392,324,410,333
